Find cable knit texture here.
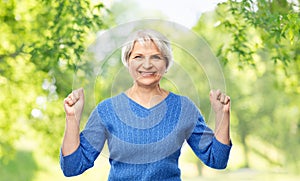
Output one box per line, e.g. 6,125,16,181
60,92,232,180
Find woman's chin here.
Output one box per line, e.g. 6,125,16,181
135,79,160,87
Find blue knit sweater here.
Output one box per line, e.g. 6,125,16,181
60,92,231,180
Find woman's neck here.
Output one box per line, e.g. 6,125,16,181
126,83,169,108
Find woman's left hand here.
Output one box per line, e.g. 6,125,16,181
209,89,230,113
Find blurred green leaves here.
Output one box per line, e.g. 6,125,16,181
193,0,300,173
215,0,299,67
0,0,108,161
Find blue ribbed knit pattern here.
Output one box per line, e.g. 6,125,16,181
60,92,232,180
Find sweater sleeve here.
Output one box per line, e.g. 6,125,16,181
187,114,232,169
60,107,107,176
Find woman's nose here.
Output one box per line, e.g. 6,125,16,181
142,57,153,69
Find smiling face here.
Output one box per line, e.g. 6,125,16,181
128,40,167,88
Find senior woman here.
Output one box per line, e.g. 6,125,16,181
60,29,232,180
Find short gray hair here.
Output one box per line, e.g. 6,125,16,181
121,29,173,70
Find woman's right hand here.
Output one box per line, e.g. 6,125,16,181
64,88,85,124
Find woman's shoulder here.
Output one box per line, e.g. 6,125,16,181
169,92,196,105
167,92,199,112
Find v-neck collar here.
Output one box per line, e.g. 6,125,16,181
110,92,174,129
121,92,172,111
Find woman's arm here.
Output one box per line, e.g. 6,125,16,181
60,88,106,176
209,89,231,145
62,88,84,156
186,90,231,169
187,115,231,169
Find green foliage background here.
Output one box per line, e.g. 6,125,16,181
193,0,300,172
0,0,299,180
0,0,108,160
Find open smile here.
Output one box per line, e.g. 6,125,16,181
138,71,157,77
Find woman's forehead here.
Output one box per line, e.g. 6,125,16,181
131,40,160,53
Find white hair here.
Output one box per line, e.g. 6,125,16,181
121,29,173,70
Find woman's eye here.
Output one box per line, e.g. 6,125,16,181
133,56,143,60
151,55,163,61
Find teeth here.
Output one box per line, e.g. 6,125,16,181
140,72,155,76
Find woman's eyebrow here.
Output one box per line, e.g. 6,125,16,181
131,52,143,56
130,52,162,57
150,54,164,58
